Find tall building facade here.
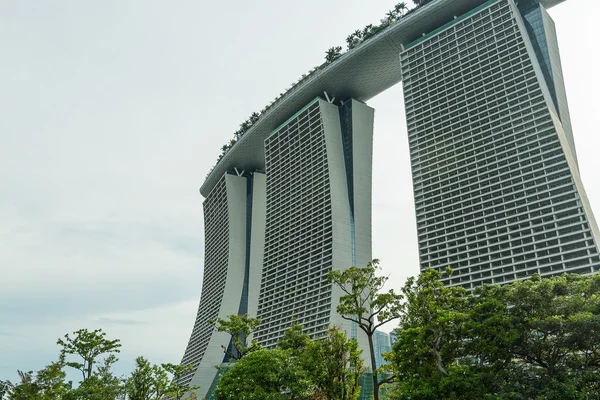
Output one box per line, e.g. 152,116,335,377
255,98,374,347
401,0,600,289
180,99,374,399
178,172,266,391
180,0,597,397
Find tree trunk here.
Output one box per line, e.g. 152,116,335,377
87,360,93,380
367,333,379,400
432,332,448,377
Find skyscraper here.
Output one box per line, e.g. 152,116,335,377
180,0,596,397
180,99,374,398
402,0,600,289
178,172,266,392
255,98,374,347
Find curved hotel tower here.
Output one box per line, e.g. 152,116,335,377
180,0,598,397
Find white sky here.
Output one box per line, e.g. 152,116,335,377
1,0,598,383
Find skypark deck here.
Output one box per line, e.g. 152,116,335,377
199,0,564,197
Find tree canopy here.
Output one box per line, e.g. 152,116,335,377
215,324,364,400
328,259,403,400
388,270,600,400
4,269,600,400
2,328,197,400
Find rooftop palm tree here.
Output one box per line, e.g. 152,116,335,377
395,1,408,16
325,46,343,63
385,10,396,23
412,0,431,6
346,33,357,50
362,24,375,40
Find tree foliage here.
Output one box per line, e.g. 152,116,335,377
126,357,155,400
215,324,363,400
389,271,600,400
57,328,122,381
125,358,197,400
65,355,124,400
210,313,261,360
160,363,198,400
328,259,403,400
302,327,365,400
4,359,71,400
214,348,312,400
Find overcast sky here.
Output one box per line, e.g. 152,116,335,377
1,0,598,384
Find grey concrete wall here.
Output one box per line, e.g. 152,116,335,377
350,100,375,270
189,174,247,399
320,99,372,365
320,99,354,334
248,172,266,330
540,4,577,166
348,100,376,366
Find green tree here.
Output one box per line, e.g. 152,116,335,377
328,260,403,400
278,323,364,399
126,357,154,400
161,363,198,400
150,363,169,399
7,358,72,400
389,271,600,400
394,2,409,16
412,0,432,6
325,46,343,63
57,328,122,381
389,268,470,399
7,371,38,400
305,327,365,400
214,348,312,400
476,273,600,399
124,360,196,400
65,354,125,400
0,380,12,400
210,314,261,360
278,322,312,355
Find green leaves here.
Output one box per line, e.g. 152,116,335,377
126,357,154,400
5,360,71,400
2,328,200,400
160,363,198,400
214,349,310,400
329,260,403,331
211,314,261,360
57,328,122,381
125,360,198,400
389,271,600,400
304,327,365,400
215,324,363,400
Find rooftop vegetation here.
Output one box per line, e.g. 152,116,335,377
207,0,432,179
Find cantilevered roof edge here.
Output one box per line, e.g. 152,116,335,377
199,0,566,197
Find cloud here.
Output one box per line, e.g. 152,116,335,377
0,332,25,338
95,318,147,326
0,214,203,325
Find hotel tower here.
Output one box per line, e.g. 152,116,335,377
179,0,597,397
